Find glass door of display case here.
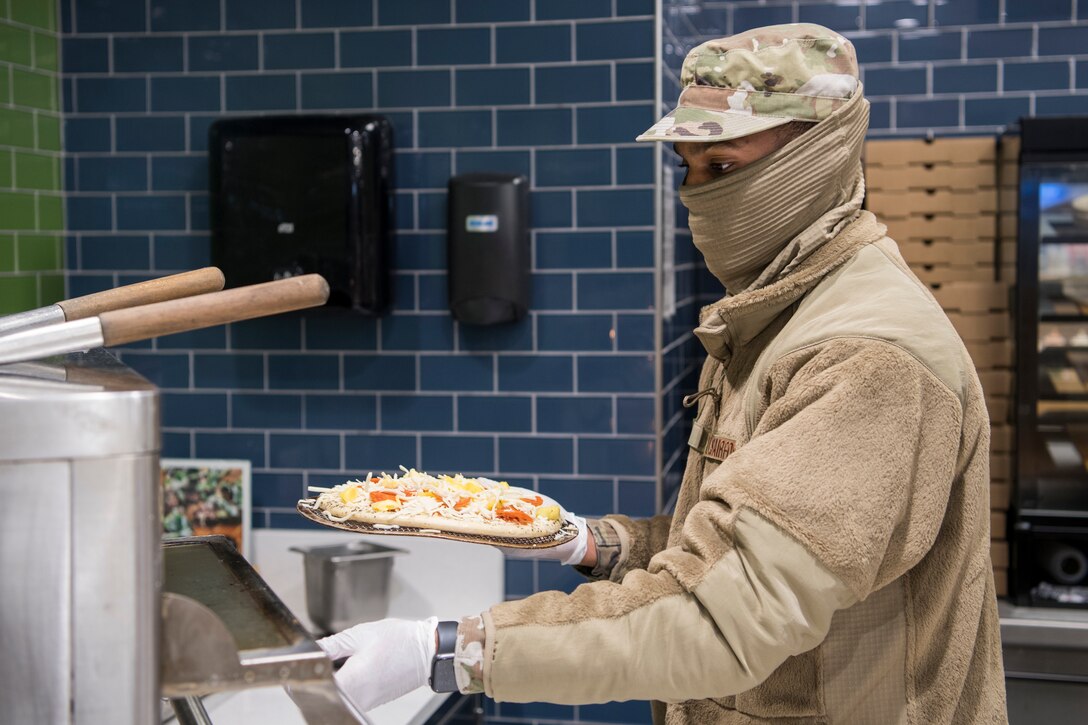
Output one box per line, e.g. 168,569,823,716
1015,118,1088,607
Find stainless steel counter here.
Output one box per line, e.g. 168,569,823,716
1000,600,1088,723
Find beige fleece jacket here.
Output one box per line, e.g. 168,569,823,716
476,211,1007,724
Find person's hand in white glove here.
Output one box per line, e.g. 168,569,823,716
495,508,595,566
317,617,437,713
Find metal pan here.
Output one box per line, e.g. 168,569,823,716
0,274,329,366
0,267,226,336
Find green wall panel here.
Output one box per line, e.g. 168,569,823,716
0,5,61,312
0,233,14,271
37,193,62,230
10,0,55,31
0,275,36,313
12,68,55,110
32,31,56,72
0,106,34,146
15,150,56,189
16,233,59,271
0,23,31,66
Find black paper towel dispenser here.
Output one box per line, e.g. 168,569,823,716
448,173,530,325
209,115,393,314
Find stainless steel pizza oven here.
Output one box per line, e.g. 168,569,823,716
0,351,160,723
0,351,364,724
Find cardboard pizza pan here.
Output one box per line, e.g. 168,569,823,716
296,498,579,548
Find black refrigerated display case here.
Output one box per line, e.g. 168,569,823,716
1014,117,1088,607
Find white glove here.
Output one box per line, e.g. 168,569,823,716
317,617,437,713
496,509,590,565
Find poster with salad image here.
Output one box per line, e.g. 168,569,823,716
161,458,251,558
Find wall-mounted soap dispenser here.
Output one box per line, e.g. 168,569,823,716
208,115,393,314
447,173,530,325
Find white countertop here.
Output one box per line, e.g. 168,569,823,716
186,527,504,725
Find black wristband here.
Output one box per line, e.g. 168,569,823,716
429,620,459,693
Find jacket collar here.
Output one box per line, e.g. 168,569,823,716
694,211,887,362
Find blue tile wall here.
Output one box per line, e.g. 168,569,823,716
66,0,1088,721
65,12,657,723
225,0,295,30
300,0,374,29
536,64,610,104
497,24,572,63
114,36,184,72
538,0,613,21
263,32,336,70
189,35,260,71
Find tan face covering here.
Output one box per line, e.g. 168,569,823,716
678,90,870,295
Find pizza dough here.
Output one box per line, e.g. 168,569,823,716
311,468,565,538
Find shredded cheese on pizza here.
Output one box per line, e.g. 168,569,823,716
312,467,562,528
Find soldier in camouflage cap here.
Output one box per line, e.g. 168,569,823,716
638,23,859,142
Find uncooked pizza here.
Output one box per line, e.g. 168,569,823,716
310,467,565,538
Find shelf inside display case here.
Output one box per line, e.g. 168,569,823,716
1041,314,1088,323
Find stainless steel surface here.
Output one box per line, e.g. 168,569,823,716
1001,600,1088,682
0,350,158,460
291,541,405,634
73,454,160,723
0,359,69,381
0,350,159,725
287,680,372,725
161,593,245,694
161,536,363,723
0,316,104,366
0,303,65,335
0,461,72,723
169,697,214,725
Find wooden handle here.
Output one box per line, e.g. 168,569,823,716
56,267,227,320
99,274,330,347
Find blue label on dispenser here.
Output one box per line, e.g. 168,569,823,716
465,214,499,233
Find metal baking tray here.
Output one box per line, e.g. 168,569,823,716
161,536,364,724
296,498,579,548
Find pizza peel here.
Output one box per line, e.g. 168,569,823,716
0,274,329,366
296,498,580,548
0,267,226,337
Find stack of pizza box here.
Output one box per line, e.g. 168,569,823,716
864,136,1015,597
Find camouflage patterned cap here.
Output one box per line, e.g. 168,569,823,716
637,23,860,143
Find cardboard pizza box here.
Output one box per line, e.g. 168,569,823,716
990,452,1012,482
961,336,1015,364
866,163,997,193
999,212,1018,239
989,424,1014,453
885,214,995,241
991,511,1007,540
867,189,999,218
998,161,1019,190
910,263,996,286
998,263,1016,284
947,312,1011,342
977,368,1015,396
993,567,1008,597
999,187,1018,213
932,281,1010,313
968,340,1016,371
865,137,997,167
1000,135,1021,159
899,239,995,266
985,393,1012,422
999,239,1017,265
990,481,1011,510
